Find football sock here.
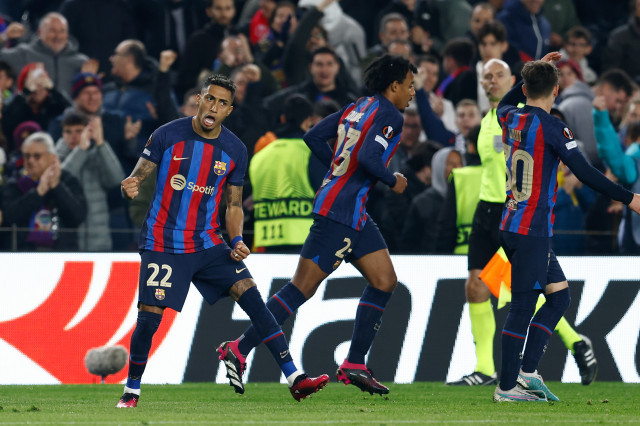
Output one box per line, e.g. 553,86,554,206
236,286,298,377
535,294,580,351
347,285,392,365
499,290,537,391
521,288,571,373
125,311,162,393
469,300,496,376
237,282,306,356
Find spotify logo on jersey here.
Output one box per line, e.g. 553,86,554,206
170,174,187,190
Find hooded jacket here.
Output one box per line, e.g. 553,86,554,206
1,35,88,98
557,80,597,163
498,0,551,61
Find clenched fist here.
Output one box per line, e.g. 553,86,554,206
121,176,140,199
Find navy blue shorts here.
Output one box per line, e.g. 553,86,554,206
300,214,387,274
499,231,566,293
138,244,252,311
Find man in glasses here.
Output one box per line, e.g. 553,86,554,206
1,131,87,251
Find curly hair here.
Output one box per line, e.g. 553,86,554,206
363,54,417,94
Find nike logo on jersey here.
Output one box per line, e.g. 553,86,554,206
280,350,289,359
236,267,247,273
173,155,189,161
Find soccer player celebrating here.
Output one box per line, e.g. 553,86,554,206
218,54,415,396
447,58,598,387
116,74,329,408
493,53,640,402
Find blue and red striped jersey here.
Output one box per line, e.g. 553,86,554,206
303,94,403,230
497,103,580,237
139,117,248,253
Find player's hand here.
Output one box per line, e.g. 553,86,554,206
391,172,408,194
628,193,640,215
121,176,140,200
230,240,250,261
541,51,562,64
242,64,261,82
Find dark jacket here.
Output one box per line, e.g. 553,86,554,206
2,169,87,251
604,16,640,84
498,0,551,61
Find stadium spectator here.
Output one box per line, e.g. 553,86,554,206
2,63,70,153
59,0,137,76
263,46,358,126
365,13,410,63
497,0,551,61
0,60,15,102
48,72,137,171
465,2,495,60
55,112,125,251
102,40,160,154
437,37,477,106
416,55,457,133
382,140,440,252
249,94,326,252
2,131,87,251
430,0,473,43
248,0,277,48
176,0,237,99
213,34,278,98
558,68,634,163
542,0,581,49
3,120,41,180
0,12,89,99
374,0,438,55
387,107,423,174
560,26,597,85
603,0,640,84
400,146,463,253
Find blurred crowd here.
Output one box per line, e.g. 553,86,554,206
0,0,639,255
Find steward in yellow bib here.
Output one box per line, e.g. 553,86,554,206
250,95,328,251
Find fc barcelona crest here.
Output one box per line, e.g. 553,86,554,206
214,161,227,176
155,288,165,300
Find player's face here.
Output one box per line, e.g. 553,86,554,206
455,104,481,137
208,0,235,27
482,60,513,101
39,16,68,53
470,6,493,37
22,141,53,180
478,34,507,62
62,124,85,149
195,85,234,133
394,70,415,112
75,86,103,115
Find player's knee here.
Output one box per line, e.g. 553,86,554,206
510,290,538,318
372,272,397,292
545,287,570,314
228,278,257,300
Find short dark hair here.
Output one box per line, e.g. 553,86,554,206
61,111,90,128
283,94,313,127
416,54,439,67
379,12,408,35
313,98,341,118
310,46,339,63
183,87,200,104
598,69,634,97
201,74,236,98
0,60,16,81
521,60,559,100
565,25,592,43
441,38,475,67
363,54,417,94
477,20,507,43
122,40,146,69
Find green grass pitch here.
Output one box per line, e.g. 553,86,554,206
1,382,639,424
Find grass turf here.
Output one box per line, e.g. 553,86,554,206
0,382,639,424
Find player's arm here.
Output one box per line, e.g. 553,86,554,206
121,158,157,200
225,183,250,261
498,79,526,112
356,121,406,192
303,107,347,167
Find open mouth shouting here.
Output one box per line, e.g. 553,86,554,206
203,115,216,127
